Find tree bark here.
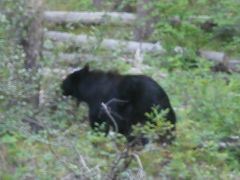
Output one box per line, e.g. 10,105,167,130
134,0,157,41
112,0,136,12
21,0,44,108
23,0,44,70
93,0,103,10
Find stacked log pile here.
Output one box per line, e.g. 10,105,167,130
44,11,240,72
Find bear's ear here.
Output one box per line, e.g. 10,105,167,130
83,64,89,73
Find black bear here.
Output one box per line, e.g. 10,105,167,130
61,65,176,144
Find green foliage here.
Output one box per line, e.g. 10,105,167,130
46,0,93,11
132,106,174,143
152,0,240,56
1,0,240,179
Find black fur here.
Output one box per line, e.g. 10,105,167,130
61,65,176,143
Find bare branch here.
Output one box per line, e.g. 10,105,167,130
131,153,145,179
101,102,119,133
105,98,128,106
105,148,132,180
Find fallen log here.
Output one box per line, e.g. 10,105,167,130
197,50,240,72
44,11,136,25
43,11,220,38
45,31,165,53
43,51,153,75
43,51,121,65
43,11,213,27
45,31,240,72
228,60,240,70
44,51,100,62
197,50,226,63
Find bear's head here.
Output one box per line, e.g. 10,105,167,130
61,64,89,98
